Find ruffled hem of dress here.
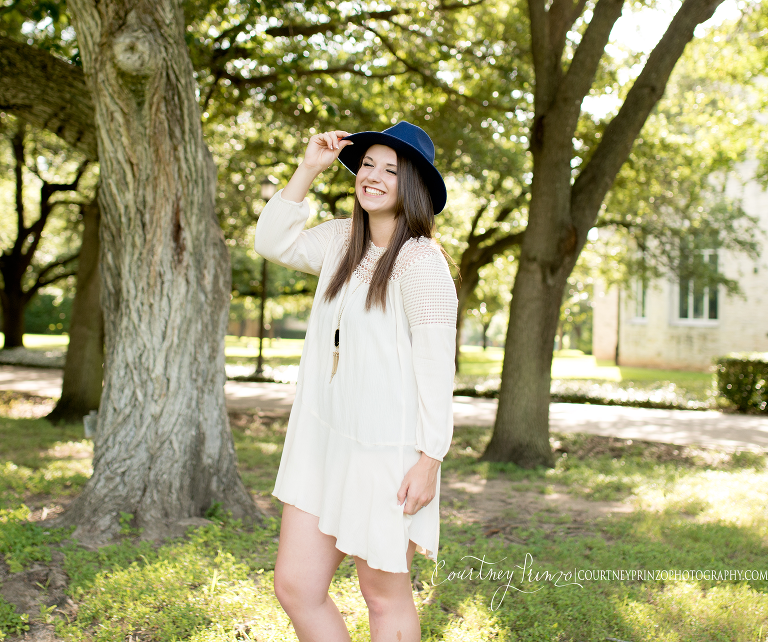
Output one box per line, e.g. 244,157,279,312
272,429,438,574
272,492,437,573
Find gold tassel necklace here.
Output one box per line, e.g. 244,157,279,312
330,279,364,382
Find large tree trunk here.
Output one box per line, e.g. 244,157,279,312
481,0,725,466
481,188,574,467
47,197,104,423
57,1,259,540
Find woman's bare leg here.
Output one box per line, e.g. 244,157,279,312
273,503,350,642
355,539,420,642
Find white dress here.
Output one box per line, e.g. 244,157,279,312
253,189,458,573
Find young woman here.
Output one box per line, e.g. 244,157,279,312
253,121,458,641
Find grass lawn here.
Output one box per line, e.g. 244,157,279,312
1,392,766,641
0,334,69,351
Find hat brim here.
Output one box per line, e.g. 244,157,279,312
337,131,447,215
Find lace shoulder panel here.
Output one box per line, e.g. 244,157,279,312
391,237,441,281
398,240,458,328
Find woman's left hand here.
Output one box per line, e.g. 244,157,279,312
397,454,440,515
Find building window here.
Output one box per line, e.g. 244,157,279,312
678,250,718,321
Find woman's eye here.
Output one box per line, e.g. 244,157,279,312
387,170,397,175
363,162,373,167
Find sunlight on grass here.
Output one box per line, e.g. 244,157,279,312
437,596,506,642
223,336,305,360
60,530,289,642
620,582,768,642
0,333,70,351
635,467,768,533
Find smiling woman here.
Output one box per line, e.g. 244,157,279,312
356,145,399,232
253,121,459,641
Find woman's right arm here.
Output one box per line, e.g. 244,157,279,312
253,130,353,276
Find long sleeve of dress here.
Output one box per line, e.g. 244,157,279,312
253,189,349,276
400,246,458,462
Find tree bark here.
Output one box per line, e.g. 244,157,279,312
482,0,725,466
0,36,97,161
47,197,104,423
56,0,259,540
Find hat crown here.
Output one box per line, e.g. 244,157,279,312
382,122,435,164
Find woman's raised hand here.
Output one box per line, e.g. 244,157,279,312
301,130,353,173
280,130,353,203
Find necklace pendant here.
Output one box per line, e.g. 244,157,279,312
330,349,339,382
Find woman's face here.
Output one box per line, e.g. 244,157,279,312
356,144,398,219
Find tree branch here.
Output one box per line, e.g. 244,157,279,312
11,119,25,240
571,0,726,228
0,36,96,160
265,9,405,38
556,0,624,126
369,27,495,108
548,0,590,64
528,0,554,113
475,231,526,266
217,62,402,89
32,252,80,289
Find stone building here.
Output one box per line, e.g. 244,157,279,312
593,160,768,370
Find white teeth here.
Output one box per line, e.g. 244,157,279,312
364,187,385,196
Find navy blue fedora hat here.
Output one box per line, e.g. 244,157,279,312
337,121,447,214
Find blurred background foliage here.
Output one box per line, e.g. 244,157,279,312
1,0,766,365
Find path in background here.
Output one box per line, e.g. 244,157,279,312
1,365,766,451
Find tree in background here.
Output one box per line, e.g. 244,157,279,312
464,257,514,350
556,257,595,354
0,117,89,348
477,0,762,467
46,195,104,423
0,5,106,421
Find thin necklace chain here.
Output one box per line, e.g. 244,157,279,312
336,279,363,328
330,278,364,382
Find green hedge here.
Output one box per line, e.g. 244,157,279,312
715,353,768,413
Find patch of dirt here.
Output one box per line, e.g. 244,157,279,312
550,433,747,468
441,471,634,543
0,550,75,642
253,493,282,519
25,502,71,523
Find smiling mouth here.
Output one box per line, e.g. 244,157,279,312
363,186,385,196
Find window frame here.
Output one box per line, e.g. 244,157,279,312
628,277,648,325
670,249,720,327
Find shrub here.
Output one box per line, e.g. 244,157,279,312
715,353,768,413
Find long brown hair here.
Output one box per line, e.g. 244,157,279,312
322,149,458,312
